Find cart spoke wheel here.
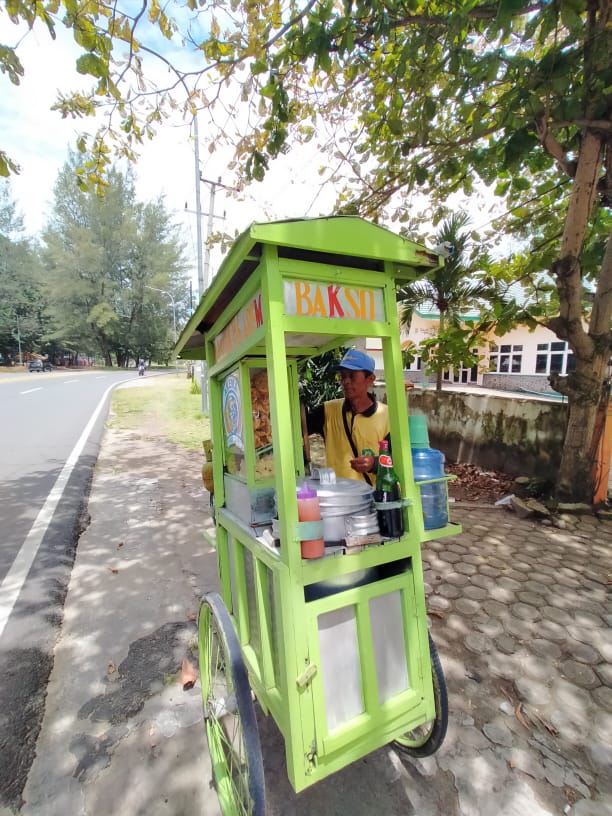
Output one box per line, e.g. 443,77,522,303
198,593,266,816
393,633,448,758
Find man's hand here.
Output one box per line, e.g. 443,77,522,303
350,454,374,475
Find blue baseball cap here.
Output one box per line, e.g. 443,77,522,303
338,349,376,374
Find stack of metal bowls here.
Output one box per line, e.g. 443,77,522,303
345,511,379,537
312,478,374,543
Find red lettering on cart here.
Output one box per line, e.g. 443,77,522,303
214,292,264,363
253,295,263,327
327,285,344,318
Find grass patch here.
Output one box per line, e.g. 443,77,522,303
110,373,210,451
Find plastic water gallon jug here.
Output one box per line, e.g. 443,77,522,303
409,415,448,530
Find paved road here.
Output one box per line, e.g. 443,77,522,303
0,369,132,580
0,367,167,810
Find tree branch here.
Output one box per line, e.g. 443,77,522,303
550,119,612,133
535,115,576,178
351,1,547,42
115,1,148,85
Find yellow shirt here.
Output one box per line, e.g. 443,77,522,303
323,398,390,481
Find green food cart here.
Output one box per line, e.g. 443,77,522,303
175,217,461,816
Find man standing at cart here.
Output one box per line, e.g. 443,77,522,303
304,349,390,483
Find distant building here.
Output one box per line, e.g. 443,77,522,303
367,308,577,395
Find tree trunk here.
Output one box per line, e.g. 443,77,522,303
554,357,609,501
547,129,612,502
436,312,445,392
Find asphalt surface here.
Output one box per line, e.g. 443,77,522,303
11,395,612,816
0,369,175,811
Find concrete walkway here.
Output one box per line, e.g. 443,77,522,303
17,418,612,815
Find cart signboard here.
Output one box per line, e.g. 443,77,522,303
283,279,385,322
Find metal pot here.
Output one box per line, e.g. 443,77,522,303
273,473,375,543
304,473,374,543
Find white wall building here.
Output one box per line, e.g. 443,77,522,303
366,309,577,395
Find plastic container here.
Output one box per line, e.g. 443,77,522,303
409,415,448,530
297,483,325,558
292,476,374,544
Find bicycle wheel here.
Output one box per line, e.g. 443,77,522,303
198,592,266,816
393,632,448,758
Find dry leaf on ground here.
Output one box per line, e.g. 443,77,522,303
181,658,197,690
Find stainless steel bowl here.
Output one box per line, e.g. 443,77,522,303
345,512,379,536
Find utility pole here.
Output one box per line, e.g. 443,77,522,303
15,312,22,366
193,114,205,300
198,175,223,413
201,176,220,290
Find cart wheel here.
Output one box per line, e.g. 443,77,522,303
198,592,266,816
393,633,448,758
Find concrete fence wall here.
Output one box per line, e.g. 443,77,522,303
375,386,568,478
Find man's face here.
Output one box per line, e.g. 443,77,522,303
338,368,374,402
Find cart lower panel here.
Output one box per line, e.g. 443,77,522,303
220,518,436,792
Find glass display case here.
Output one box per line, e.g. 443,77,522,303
249,367,275,479
221,359,300,528
221,360,278,484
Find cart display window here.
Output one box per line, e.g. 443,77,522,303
222,363,276,483
222,369,244,475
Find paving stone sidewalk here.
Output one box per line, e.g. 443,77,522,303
420,505,612,816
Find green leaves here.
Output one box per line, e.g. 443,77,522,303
559,0,585,34
76,53,108,79
503,129,538,170
0,45,24,86
398,210,505,389
0,182,46,359
0,152,20,178
298,349,345,413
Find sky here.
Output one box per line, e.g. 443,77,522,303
0,9,341,302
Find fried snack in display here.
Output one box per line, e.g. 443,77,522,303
251,370,273,449
254,453,274,478
250,370,274,479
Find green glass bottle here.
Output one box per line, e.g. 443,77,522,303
374,440,404,538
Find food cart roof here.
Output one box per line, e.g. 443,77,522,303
175,216,440,358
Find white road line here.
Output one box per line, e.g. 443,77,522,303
20,388,43,395
0,381,117,639
62,379,78,384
